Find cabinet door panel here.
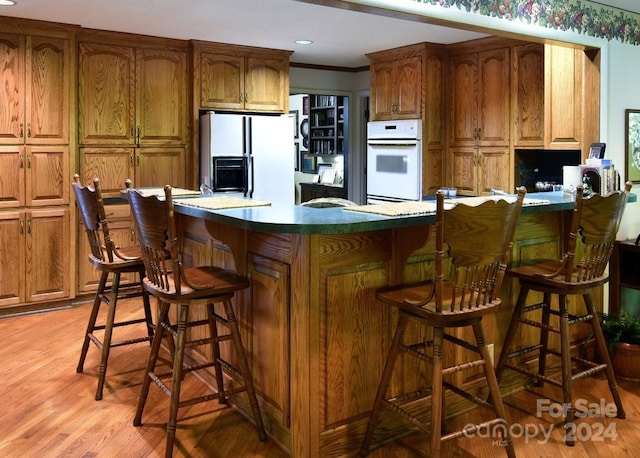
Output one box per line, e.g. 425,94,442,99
449,146,477,196
478,48,510,145
0,32,25,144
245,57,286,112
450,55,478,145
395,56,422,119
136,147,185,189
369,61,395,121
0,210,26,307
26,146,68,206
0,146,25,209
479,146,510,195
81,147,134,198
25,207,69,302
79,42,135,145
513,43,544,146
28,36,69,144
136,48,187,145
199,52,244,110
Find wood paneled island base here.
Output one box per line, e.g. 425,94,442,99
171,194,599,457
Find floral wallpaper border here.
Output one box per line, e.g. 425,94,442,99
412,0,640,45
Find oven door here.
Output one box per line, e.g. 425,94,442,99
367,140,422,202
212,156,247,193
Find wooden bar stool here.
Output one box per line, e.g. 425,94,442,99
360,188,526,458
126,184,267,458
495,182,632,445
73,174,155,400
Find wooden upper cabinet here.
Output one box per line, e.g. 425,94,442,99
450,47,510,147
79,42,135,145
197,45,291,113
369,54,422,121
79,42,187,146
0,32,69,145
512,43,544,147
136,48,187,145
544,44,599,152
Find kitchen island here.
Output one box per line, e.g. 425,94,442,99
169,191,620,458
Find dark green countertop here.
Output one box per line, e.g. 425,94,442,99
172,191,590,235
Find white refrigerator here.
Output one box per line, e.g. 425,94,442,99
200,111,295,205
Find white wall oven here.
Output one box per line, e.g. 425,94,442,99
366,119,422,204
211,156,247,192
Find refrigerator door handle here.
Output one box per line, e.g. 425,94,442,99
248,155,255,198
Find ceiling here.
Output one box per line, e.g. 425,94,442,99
1,0,638,68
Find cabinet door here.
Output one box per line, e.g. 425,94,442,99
25,207,70,303
245,57,287,112
512,43,544,147
479,146,510,195
248,253,290,425
450,54,478,146
477,48,510,146
0,209,26,307
199,52,245,110
79,42,135,145
0,146,25,209
136,147,185,188
26,146,68,206
449,146,477,196
0,32,25,144
369,60,395,121
136,48,187,145
395,55,422,120
81,147,134,198
27,35,69,145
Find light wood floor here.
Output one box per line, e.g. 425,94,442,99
1,298,640,457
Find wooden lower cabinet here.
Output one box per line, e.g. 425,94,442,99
0,207,70,311
175,208,594,457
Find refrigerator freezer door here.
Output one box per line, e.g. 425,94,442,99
248,115,295,205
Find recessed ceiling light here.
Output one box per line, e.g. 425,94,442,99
0,0,16,6
295,40,313,45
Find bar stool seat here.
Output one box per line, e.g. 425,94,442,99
495,182,632,445
360,188,526,458
73,174,155,400
126,183,267,458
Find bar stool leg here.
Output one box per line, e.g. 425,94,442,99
584,293,626,419
134,301,170,427
473,322,516,458
207,303,228,405
558,295,575,446
77,271,109,374
139,272,155,343
495,286,529,383
359,314,409,457
222,299,267,440
430,327,444,458
535,293,552,387
95,271,122,401
165,304,189,457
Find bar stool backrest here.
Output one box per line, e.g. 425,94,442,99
557,182,632,283
72,174,116,264
434,187,526,313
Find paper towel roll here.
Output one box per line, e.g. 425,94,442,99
563,165,582,188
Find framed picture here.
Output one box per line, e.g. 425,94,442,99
588,142,606,159
625,109,640,183
290,110,299,139
302,96,309,115
301,153,317,174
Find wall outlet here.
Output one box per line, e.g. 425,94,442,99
487,343,495,365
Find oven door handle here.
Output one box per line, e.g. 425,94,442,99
367,139,420,146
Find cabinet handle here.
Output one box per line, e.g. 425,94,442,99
476,127,481,140
27,123,32,138
130,152,134,166
19,123,24,138
130,125,135,138
27,218,31,234
19,153,24,169
136,151,140,166
130,229,135,241
27,153,31,169
136,126,141,144
20,219,24,235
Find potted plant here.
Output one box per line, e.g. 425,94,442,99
599,310,640,381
